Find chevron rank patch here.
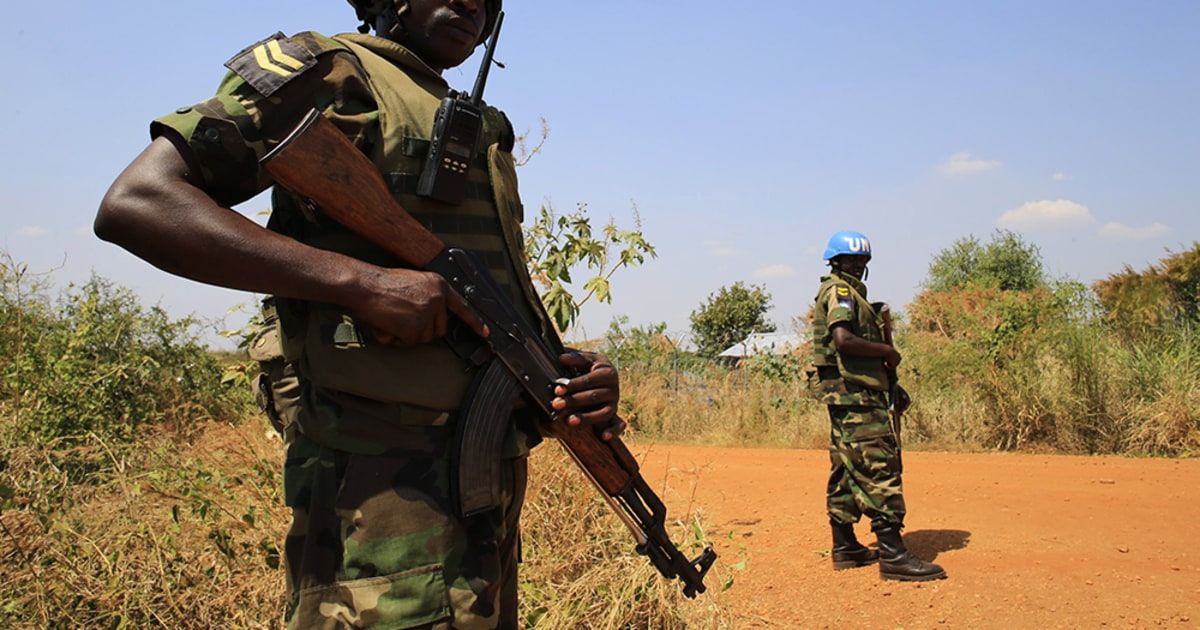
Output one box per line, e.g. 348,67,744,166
225,32,317,97
835,285,854,310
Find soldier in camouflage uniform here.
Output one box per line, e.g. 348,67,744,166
95,1,627,627
810,230,946,582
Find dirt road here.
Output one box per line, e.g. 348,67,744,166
631,445,1200,628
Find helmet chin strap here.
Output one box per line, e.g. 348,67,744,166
830,260,868,281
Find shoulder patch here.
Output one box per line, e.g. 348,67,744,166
225,32,318,97
834,285,854,310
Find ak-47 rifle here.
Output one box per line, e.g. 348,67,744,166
878,304,904,460
260,108,716,598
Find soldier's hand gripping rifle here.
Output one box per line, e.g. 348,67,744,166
261,109,716,598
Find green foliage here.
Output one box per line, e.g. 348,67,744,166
908,286,1074,450
605,317,670,365
921,235,980,293
741,352,806,384
907,257,1200,456
0,257,250,452
217,302,266,390
524,202,657,332
689,282,776,359
603,316,705,379
1117,323,1200,456
923,229,1046,293
1093,242,1200,336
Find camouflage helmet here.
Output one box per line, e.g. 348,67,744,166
347,0,502,43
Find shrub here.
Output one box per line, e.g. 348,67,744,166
1,265,249,450
904,280,1199,456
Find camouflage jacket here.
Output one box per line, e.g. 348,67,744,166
153,31,547,455
809,271,889,409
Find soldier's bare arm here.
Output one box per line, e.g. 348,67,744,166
94,136,486,345
831,324,902,368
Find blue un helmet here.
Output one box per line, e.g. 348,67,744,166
822,230,872,261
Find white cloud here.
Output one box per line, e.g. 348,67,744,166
16,226,48,238
938,151,1002,175
703,240,739,257
1098,222,1172,240
997,199,1095,230
1053,172,1070,181
753,264,794,279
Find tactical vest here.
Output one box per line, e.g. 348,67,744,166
269,34,557,411
811,272,890,391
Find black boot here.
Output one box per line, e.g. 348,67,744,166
831,521,879,570
872,522,947,581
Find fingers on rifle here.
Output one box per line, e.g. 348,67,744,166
558,351,588,369
601,416,628,440
447,288,488,338
566,403,618,428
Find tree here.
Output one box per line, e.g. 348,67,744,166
922,235,982,293
689,282,775,358
523,202,656,333
1093,242,1200,332
922,229,1046,293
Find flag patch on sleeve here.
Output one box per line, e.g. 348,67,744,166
835,285,854,310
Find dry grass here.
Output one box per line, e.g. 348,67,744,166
4,319,1197,627
519,445,732,628
0,413,732,628
1117,346,1200,456
0,418,289,628
621,371,828,451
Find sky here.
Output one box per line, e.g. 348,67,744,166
2,1,1197,348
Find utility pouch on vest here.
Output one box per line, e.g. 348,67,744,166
296,306,476,411
249,297,297,440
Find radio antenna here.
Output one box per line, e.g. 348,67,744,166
469,11,504,106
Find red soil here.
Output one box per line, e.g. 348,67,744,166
632,445,1200,629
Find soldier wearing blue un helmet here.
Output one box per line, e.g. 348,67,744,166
810,230,947,581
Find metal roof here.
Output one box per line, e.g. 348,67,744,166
718,331,808,358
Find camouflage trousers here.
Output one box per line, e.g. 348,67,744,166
283,430,527,630
825,405,906,527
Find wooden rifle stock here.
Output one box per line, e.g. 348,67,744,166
260,109,715,597
879,304,893,349
878,304,903,451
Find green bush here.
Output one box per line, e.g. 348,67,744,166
904,280,1199,456
1,259,251,453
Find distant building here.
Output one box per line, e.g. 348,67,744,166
718,331,809,360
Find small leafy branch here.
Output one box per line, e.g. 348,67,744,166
524,202,656,333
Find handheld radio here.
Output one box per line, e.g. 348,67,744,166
416,11,505,205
